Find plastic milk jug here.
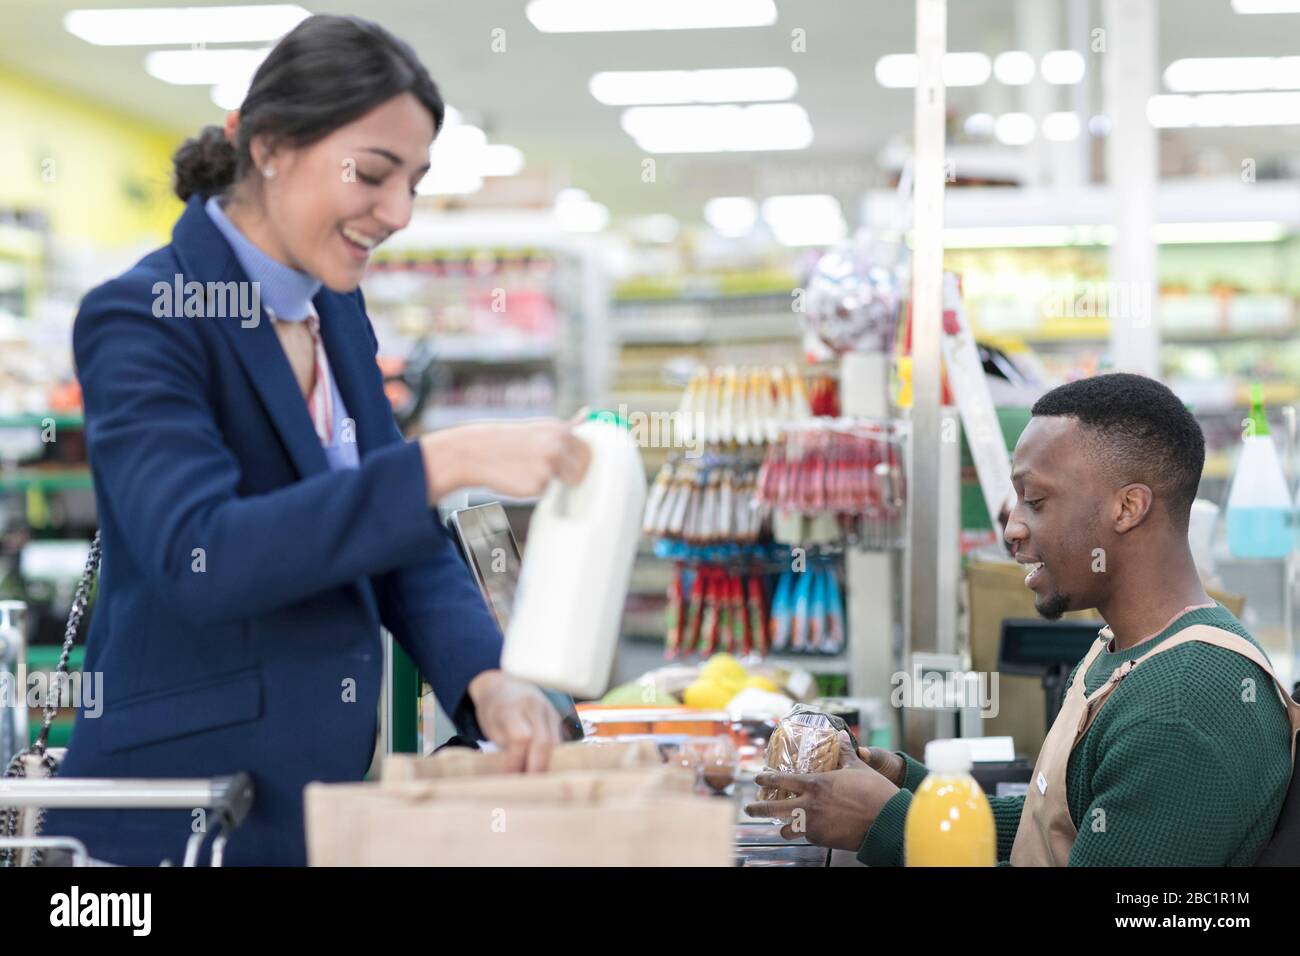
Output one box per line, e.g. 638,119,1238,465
502,417,647,698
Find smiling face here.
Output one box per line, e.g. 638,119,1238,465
242,92,435,291
1004,416,1114,619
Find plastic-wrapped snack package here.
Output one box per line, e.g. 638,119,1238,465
757,705,861,801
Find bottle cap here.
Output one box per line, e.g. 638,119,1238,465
588,409,630,430
1248,383,1270,437
924,738,973,774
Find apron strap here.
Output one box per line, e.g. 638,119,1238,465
1077,624,1300,758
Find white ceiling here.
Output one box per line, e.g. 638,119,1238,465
2,0,1299,222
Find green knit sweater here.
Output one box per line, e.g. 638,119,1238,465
858,604,1292,866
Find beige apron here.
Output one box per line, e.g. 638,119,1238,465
1010,623,1300,866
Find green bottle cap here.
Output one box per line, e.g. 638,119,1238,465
588,409,630,430
1248,384,1270,437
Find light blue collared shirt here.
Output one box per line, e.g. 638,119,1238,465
205,195,360,470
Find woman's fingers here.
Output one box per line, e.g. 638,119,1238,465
556,428,591,485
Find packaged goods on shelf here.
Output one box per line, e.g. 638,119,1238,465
755,418,908,550
674,364,811,449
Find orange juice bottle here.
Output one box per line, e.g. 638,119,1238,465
904,739,995,867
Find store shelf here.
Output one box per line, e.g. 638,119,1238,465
763,653,850,675
421,405,555,429
427,337,557,363
616,313,798,345
0,413,82,429
0,466,93,493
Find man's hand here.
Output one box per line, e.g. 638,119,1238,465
467,669,560,772
857,745,907,788
746,732,901,851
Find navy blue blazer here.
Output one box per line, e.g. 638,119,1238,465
42,194,504,866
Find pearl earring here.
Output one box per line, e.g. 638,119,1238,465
262,166,276,180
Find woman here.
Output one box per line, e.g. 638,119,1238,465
43,14,587,866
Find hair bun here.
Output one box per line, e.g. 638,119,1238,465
172,126,237,201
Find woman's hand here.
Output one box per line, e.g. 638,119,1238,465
419,419,591,504
467,669,561,772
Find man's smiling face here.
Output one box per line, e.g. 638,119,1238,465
1004,416,1113,619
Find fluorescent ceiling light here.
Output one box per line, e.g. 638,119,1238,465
964,112,995,137
761,194,846,247
1164,56,1300,92
1148,91,1300,126
526,0,776,32
994,51,1036,85
620,103,812,153
480,144,525,177
419,168,482,197
418,123,525,195
1042,112,1081,141
554,189,609,232
145,47,269,85
589,67,796,105
211,80,249,111
875,52,992,88
704,196,758,236
1041,50,1086,85
994,112,1036,145
65,4,308,45
1231,0,1300,11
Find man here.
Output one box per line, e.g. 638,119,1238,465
747,373,1296,865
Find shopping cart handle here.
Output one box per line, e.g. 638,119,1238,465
0,773,254,829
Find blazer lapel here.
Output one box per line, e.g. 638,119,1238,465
312,289,388,627
171,195,330,481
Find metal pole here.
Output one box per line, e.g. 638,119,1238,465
1103,0,1160,375
906,0,950,755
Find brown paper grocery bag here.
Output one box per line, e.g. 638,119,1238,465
382,738,663,783
304,768,734,866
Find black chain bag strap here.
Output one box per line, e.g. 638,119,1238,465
1,531,101,867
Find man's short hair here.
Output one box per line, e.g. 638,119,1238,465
1030,373,1205,527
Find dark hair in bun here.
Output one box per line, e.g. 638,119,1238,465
171,14,444,201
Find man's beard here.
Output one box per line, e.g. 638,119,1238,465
1036,591,1072,621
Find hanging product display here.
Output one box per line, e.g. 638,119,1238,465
767,561,845,656
807,373,840,417
642,452,767,545
674,365,812,449
644,365,863,664
666,563,770,659
755,418,908,550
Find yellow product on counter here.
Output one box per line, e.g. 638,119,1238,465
682,680,735,711
904,739,995,867
700,653,746,684
743,675,779,693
